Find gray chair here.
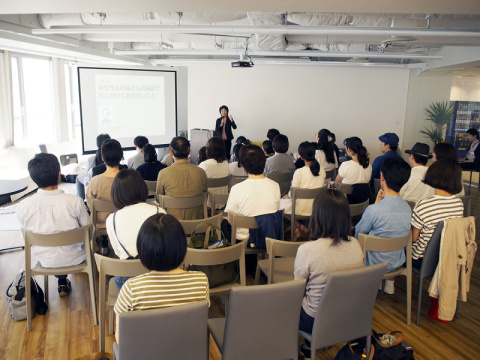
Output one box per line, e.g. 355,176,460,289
229,175,247,188
460,194,471,217
94,254,148,352
374,178,381,198
24,224,98,331
335,182,353,195
325,169,335,181
179,212,224,246
157,192,208,219
299,263,388,360
358,230,413,325
254,237,308,285
91,199,118,248
266,171,294,196
207,175,230,216
412,222,444,326
349,199,370,218
208,280,306,360
144,180,156,199
113,300,209,360
229,212,267,257
285,187,323,241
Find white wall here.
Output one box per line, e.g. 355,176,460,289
187,63,410,159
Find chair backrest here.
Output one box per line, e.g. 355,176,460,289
24,224,92,248
94,253,148,278
266,237,308,283
358,230,412,255
184,240,247,286
179,212,224,237
417,221,444,279
335,182,353,195
220,280,306,360
229,213,258,243
460,195,471,217
207,175,230,189
308,263,387,350
229,175,248,188
114,300,209,360
91,199,118,225
325,170,335,181
157,192,208,218
373,178,381,198
144,180,157,196
265,171,294,184
349,199,369,217
290,187,324,223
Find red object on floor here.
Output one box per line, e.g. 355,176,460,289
428,297,449,323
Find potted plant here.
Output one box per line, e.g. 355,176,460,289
420,101,455,144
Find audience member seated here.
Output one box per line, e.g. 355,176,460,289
86,139,123,216
315,129,338,174
106,169,166,289
295,188,364,359
433,142,465,196
411,159,464,268
399,142,434,202
156,137,207,220
265,134,295,196
370,132,402,190
355,157,412,294
16,153,91,297
460,128,480,170
113,213,209,343
136,144,166,181
262,140,274,158
197,146,207,165
160,152,174,167
229,136,250,163
79,133,110,198
127,135,149,169
229,144,247,176
280,141,326,216
266,128,280,142
225,145,280,242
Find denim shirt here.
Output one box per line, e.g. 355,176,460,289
355,195,412,272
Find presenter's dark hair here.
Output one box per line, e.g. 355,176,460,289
267,129,280,142
28,153,60,188
134,136,149,149
272,134,289,154
381,157,411,192
317,129,336,164
309,188,351,245
423,159,462,195
262,140,274,156
232,144,243,167
433,143,458,162
344,137,369,168
95,133,111,166
143,144,158,163
239,145,266,175
101,139,123,167
219,105,229,114
137,213,187,272
466,128,479,138
111,169,149,209
206,136,226,163
170,137,190,159
299,142,320,176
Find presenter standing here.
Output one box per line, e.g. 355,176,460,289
215,105,237,158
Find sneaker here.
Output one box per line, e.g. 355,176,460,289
300,344,311,360
384,279,395,295
58,279,71,297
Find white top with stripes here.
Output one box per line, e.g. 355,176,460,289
411,195,464,260
114,271,210,315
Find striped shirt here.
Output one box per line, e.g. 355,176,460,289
114,271,210,315
411,195,463,259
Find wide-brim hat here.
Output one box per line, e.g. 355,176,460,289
405,142,433,159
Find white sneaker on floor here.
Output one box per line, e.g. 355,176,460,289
384,279,395,295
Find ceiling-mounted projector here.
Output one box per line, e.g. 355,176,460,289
231,54,254,68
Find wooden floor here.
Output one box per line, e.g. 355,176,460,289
1,188,480,359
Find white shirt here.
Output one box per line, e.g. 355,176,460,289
16,189,91,268
315,150,338,172
399,166,434,202
127,152,145,169
228,162,247,176
199,159,228,178
338,160,372,184
106,203,166,259
280,166,326,216
225,178,280,240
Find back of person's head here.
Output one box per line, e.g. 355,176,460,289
236,136,249,145
219,105,229,115
143,144,158,163
317,128,335,164
381,157,411,192
28,153,60,188
111,169,149,209
433,143,458,162
298,141,320,177
239,145,266,175
96,134,111,149
262,140,274,157
170,137,190,159
272,134,289,154
137,213,187,271
412,154,428,166
423,159,462,195
232,143,243,167
309,188,351,245
466,128,479,138
344,137,369,168
101,139,123,167
197,146,207,165
134,136,149,149
266,128,280,142
206,136,226,163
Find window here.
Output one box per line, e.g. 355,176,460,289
64,63,81,139
11,55,55,146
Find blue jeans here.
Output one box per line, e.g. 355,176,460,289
299,307,315,348
114,276,131,290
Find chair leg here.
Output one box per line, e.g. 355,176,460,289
254,264,261,285
455,299,459,318
26,274,33,331
44,275,49,302
380,279,385,300
416,278,424,326
109,309,115,334
406,274,412,326
366,335,372,359
88,270,99,326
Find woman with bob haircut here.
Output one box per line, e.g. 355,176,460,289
106,169,166,288
136,144,166,181
294,188,364,358
411,159,464,268
114,213,209,341
336,137,371,184
433,142,465,196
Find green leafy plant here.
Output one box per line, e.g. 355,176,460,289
420,101,455,144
